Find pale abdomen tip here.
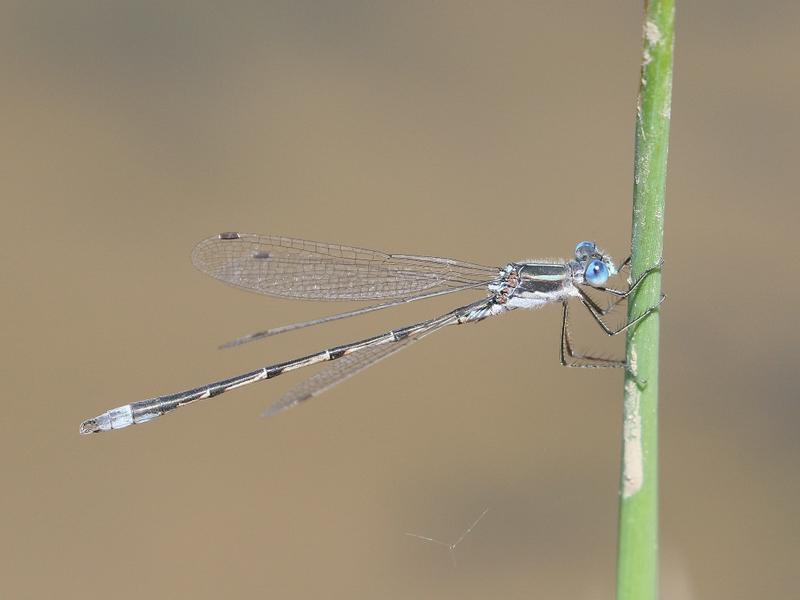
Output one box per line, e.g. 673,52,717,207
79,405,134,435
79,418,101,435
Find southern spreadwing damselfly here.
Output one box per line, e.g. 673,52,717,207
79,233,663,434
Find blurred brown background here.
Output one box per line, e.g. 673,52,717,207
1,2,797,599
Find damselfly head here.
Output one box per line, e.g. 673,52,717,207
573,241,617,287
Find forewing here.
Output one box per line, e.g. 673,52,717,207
191,232,497,300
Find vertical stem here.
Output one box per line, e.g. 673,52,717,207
616,2,674,600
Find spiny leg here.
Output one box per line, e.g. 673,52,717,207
558,258,663,367
577,287,665,336
560,301,625,368
591,288,628,317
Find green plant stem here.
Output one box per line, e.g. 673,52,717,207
616,2,674,599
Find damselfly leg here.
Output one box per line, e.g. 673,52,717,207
561,260,665,368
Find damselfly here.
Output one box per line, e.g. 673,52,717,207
79,233,663,434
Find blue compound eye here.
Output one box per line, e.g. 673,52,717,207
575,240,596,259
585,259,609,286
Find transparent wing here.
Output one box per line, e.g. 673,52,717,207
192,232,498,301
220,283,486,349
263,339,415,416
264,311,459,416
